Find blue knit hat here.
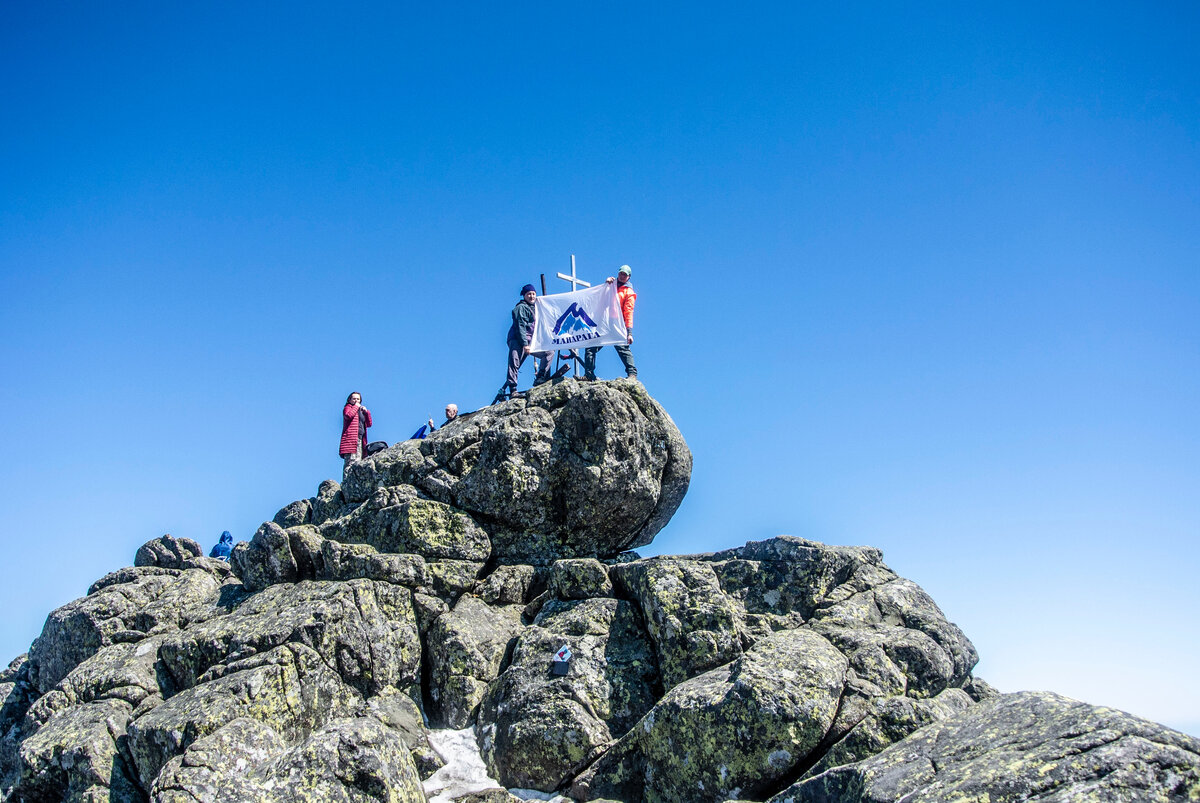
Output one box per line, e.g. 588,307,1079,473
521,284,536,295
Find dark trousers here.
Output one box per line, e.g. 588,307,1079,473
584,343,636,378
506,344,552,389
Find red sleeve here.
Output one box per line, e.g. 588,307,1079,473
363,409,373,428
622,290,636,329
344,404,357,422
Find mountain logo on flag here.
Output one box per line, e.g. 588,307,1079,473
553,303,598,337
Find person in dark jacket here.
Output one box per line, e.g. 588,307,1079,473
210,531,233,561
495,284,552,402
339,391,373,478
584,265,638,380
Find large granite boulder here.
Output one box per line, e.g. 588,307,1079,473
772,691,1200,802
341,379,691,562
573,628,847,803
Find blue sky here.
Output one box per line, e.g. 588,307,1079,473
2,3,1197,735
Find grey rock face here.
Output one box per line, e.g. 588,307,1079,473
149,711,426,803
134,534,204,570
158,579,421,698
28,566,229,694
127,642,363,787
427,596,524,729
342,380,692,562
327,491,491,562
574,628,847,803
320,538,429,587
272,497,313,528
476,564,542,606
613,558,745,690
800,687,975,779
479,597,659,792
773,691,1200,803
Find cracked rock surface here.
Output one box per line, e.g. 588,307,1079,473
770,690,1200,803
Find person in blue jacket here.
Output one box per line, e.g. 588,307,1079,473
209,531,233,561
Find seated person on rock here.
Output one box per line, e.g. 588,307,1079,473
209,531,233,561
412,403,459,439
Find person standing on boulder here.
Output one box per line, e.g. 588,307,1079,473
583,265,637,380
495,284,552,403
339,391,372,478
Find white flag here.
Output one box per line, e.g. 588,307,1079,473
530,282,629,353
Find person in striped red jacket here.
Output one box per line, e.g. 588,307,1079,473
339,391,372,478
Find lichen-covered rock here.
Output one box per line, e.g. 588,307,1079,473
704,537,894,624
773,691,1200,803
135,534,227,574
14,696,142,802
426,560,486,601
312,479,352,526
158,579,420,698
801,687,974,779
962,673,999,702
573,628,847,803
363,688,444,778
547,558,613,600
28,567,229,694
805,577,977,698
26,635,167,729
230,521,302,591
320,539,429,587
475,564,542,606
14,382,1195,803
249,714,425,802
343,380,691,562
613,558,745,690
0,656,32,735
272,497,313,528
149,717,286,802
450,790,522,803
127,643,362,787
479,597,658,791
427,597,524,728
326,491,491,563
149,712,425,802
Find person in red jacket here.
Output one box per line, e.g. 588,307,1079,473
339,391,373,478
584,264,637,380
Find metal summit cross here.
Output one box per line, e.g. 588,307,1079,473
556,254,591,292
554,254,591,376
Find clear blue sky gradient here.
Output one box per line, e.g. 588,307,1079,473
2,3,1197,734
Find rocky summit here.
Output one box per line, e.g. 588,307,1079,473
1,379,1197,802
